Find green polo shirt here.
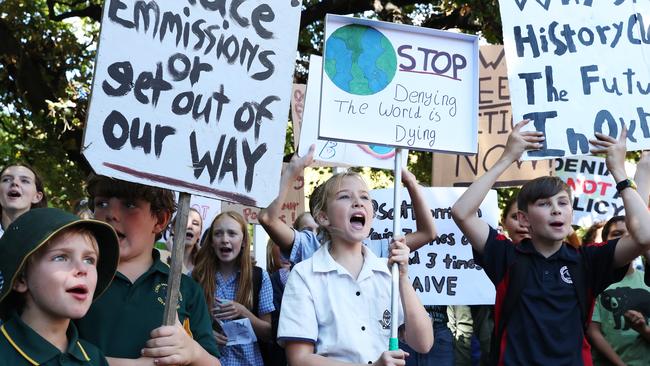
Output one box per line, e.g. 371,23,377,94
75,250,219,359
0,312,108,365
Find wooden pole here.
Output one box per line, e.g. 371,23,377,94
163,192,191,325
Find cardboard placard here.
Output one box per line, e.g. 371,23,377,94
554,156,635,227
499,1,650,160
83,0,302,207
371,187,497,305
318,15,479,153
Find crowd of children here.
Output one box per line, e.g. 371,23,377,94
0,118,649,366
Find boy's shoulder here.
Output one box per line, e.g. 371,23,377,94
0,314,108,366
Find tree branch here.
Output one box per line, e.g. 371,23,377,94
300,0,422,28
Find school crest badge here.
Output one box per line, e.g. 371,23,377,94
379,309,392,329
560,265,573,284
154,282,183,308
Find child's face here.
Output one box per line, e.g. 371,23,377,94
519,191,573,243
185,210,203,248
0,165,43,214
211,216,244,264
93,197,166,262
606,221,628,240
320,176,373,244
503,203,530,244
14,232,98,321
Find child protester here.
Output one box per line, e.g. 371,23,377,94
277,171,434,365
192,211,274,365
0,163,48,238
0,207,119,365
76,175,220,366
259,144,436,264
451,120,650,365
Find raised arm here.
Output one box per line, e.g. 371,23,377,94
633,151,650,284
451,120,544,254
402,169,436,252
259,145,315,255
590,127,650,267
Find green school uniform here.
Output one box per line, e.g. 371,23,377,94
0,312,108,366
76,250,219,359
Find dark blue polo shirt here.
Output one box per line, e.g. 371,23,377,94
76,250,219,359
475,227,627,366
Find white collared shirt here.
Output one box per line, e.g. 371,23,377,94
278,242,404,364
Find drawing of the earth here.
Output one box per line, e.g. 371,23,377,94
324,24,397,95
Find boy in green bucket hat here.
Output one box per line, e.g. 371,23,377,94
0,207,119,365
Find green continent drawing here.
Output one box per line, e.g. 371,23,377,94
324,24,397,96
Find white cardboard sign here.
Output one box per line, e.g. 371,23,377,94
318,15,479,153
371,187,497,305
499,0,650,160
299,55,402,169
83,0,302,207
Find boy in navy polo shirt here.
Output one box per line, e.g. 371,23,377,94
451,120,650,366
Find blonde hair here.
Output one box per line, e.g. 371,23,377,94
192,211,254,311
311,171,369,242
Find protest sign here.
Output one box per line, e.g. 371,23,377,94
554,155,635,227
291,84,307,149
299,55,402,169
318,15,479,153
83,0,302,207
371,187,497,305
432,45,554,187
499,1,650,160
221,163,305,225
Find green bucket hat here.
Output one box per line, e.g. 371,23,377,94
0,208,119,317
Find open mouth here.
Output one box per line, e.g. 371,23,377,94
185,231,195,240
7,190,21,198
219,247,233,255
350,214,366,229
550,222,564,228
67,285,89,295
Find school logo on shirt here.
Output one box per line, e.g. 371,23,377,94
379,309,392,329
560,266,573,284
154,282,183,308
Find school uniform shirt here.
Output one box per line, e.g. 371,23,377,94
75,250,219,359
0,312,108,366
477,227,627,366
215,268,275,366
289,229,391,264
591,269,650,366
278,242,404,364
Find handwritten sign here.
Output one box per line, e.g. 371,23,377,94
432,45,554,187
318,15,479,153
371,187,497,305
221,163,305,225
83,0,302,207
299,55,403,169
499,0,650,160
554,156,635,227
